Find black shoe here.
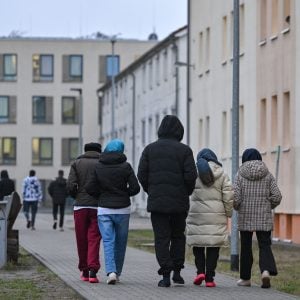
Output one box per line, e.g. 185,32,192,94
27,220,31,229
172,271,185,284
53,221,57,230
158,275,171,287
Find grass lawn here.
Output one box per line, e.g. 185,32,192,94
128,229,300,296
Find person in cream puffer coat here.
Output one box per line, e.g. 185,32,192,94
186,148,233,287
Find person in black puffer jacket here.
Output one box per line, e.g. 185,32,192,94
48,170,68,231
86,139,140,285
137,115,197,287
0,170,15,201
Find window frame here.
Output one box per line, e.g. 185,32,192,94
0,137,17,165
3,54,17,81
69,55,83,78
62,96,77,124
0,96,9,121
32,137,53,166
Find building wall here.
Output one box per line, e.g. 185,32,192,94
0,38,156,203
100,28,187,216
189,0,300,243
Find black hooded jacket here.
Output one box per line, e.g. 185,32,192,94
0,171,15,201
85,152,140,208
48,176,68,205
137,115,197,213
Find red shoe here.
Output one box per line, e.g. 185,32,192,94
80,271,89,282
193,273,205,285
206,281,216,287
89,270,99,283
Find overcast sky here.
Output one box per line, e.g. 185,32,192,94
0,0,187,40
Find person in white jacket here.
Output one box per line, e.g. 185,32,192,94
186,148,233,287
22,169,43,230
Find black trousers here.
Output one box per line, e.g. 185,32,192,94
193,247,220,281
52,203,65,228
151,212,187,275
240,231,278,280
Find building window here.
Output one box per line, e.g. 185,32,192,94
205,28,210,71
222,17,228,62
148,60,153,89
260,0,267,41
148,117,153,143
155,113,160,132
205,116,210,146
239,105,244,150
283,92,290,147
0,96,16,124
33,54,54,82
32,96,53,124
62,97,78,124
260,98,267,149
221,112,227,156
0,137,16,165
0,54,17,81
142,65,146,93
283,0,291,30
271,0,279,36
199,31,204,71
163,50,168,81
240,4,245,52
156,55,160,85
230,11,234,55
99,55,120,83
198,119,203,150
141,120,146,146
62,55,83,82
271,95,278,147
62,138,79,165
32,138,53,165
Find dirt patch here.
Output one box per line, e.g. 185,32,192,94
0,248,83,300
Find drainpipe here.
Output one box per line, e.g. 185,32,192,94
130,73,136,170
186,0,191,146
172,41,179,116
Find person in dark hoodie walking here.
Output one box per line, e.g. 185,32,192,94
0,170,15,201
234,148,282,289
67,142,102,283
138,115,197,287
48,170,68,231
86,139,140,285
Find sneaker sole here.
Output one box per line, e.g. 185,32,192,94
261,277,270,288
107,279,116,285
89,278,99,283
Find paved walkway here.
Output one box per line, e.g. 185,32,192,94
14,213,298,300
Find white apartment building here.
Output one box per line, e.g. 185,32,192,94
99,27,187,215
0,37,156,204
188,0,300,243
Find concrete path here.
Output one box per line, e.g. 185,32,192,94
14,213,299,300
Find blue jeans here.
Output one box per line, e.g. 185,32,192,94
98,214,130,276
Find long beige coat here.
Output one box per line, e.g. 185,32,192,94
186,162,233,247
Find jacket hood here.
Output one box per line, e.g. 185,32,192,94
239,160,268,181
242,148,262,163
157,115,184,141
209,162,224,180
0,170,9,179
99,152,127,164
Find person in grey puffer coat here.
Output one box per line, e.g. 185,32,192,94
186,148,233,287
233,148,282,289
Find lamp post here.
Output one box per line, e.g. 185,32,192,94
96,88,104,144
70,88,83,156
231,0,240,272
111,37,116,138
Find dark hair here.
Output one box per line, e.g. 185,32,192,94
29,170,36,177
58,170,64,176
242,148,262,163
84,142,102,153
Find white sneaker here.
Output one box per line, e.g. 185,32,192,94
107,272,117,285
237,279,251,286
261,270,271,288
116,275,120,283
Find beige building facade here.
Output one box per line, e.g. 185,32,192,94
189,0,300,243
0,37,156,203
